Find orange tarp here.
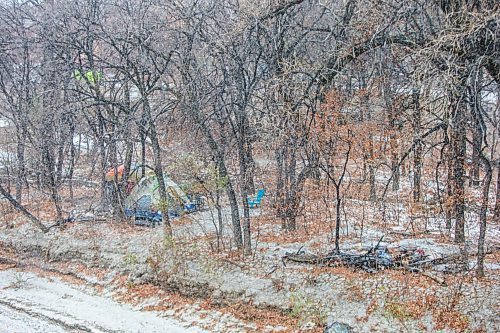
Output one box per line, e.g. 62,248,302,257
105,165,125,181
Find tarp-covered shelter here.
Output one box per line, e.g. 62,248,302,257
105,165,141,182
105,165,195,224
123,173,194,215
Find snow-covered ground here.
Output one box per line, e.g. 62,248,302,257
0,303,69,333
0,269,206,333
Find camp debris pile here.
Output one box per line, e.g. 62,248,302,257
282,237,476,283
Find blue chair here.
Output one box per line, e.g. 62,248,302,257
184,203,196,212
248,189,265,208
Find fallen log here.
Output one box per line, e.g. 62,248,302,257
409,248,497,269
421,271,446,285
283,253,321,265
284,251,395,272
284,251,449,284
283,243,499,276
401,265,447,285
389,231,429,237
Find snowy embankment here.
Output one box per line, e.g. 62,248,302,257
0,269,206,333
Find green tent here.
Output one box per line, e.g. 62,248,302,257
124,173,193,213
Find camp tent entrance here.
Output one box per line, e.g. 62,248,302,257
124,174,194,220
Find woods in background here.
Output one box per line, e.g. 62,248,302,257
0,0,498,274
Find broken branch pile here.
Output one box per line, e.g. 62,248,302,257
284,247,428,273
282,237,494,284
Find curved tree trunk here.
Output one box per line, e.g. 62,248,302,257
238,135,252,254
182,95,243,249
0,183,48,233
144,99,172,236
476,156,492,277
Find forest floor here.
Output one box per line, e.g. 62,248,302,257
0,201,499,333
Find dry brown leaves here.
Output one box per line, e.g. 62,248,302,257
109,271,312,332
0,263,16,270
27,267,87,286
71,224,102,240
433,308,471,332
115,282,169,305
52,261,109,281
201,300,318,333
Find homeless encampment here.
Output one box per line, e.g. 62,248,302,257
106,165,195,225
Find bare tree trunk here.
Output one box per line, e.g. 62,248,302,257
476,155,492,277
235,114,255,253
215,188,224,251
144,99,172,236
324,145,351,253
452,103,466,243
446,141,453,231
275,147,286,228
391,139,400,191
392,160,400,191
241,193,251,254
97,111,108,210
245,144,256,194
367,134,376,201
43,147,64,225
218,156,243,249
15,133,25,202
361,78,376,202
334,184,341,252
121,81,134,196
494,162,500,221
41,25,64,225
412,89,422,203
286,144,298,230
368,160,377,202
470,124,482,187
276,140,302,231
189,104,243,248
138,108,148,179
0,183,48,233
238,140,252,254
68,126,76,203
187,105,243,249
386,77,399,192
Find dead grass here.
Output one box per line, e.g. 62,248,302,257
0,263,16,270
202,300,323,333
26,267,87,286
434,308,471,332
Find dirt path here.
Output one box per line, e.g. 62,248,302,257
0,269,206,333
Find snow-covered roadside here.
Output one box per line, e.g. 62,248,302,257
1,211,499,332
0,303,69,333
0,269,206,333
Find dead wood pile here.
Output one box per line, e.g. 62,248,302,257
282,237,496,285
